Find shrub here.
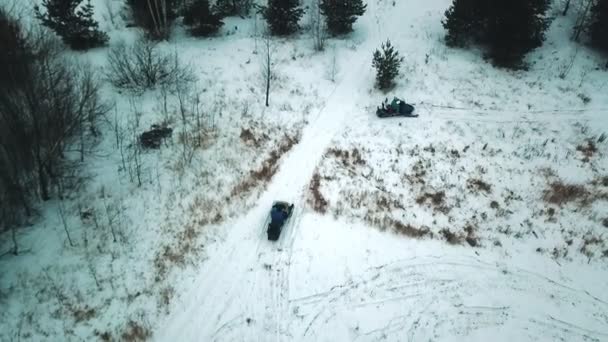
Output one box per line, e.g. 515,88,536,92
105,38,195,93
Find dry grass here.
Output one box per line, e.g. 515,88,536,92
72,306,96,323
121,320,151,342
231,133,299,197
153,223,202,283
326,147,366,167
543,181,589,205
576,140,597,162
308,172,329,213
365,216,430,238
467,178,492,194
416,191,450,213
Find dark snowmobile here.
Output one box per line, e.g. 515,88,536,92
376,97,417,118
267,201,295,241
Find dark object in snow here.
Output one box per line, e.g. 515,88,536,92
140,125,172,149
376,97,417,118
267,201,294,241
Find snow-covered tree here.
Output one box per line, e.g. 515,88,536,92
443,0,550,68
372,39,403,90
263,0,304,36
34,0,108,50
320,0,366,35
183,0,224,36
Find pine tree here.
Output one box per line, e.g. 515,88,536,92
34,0,108,50
372,39,403,90
442,0,550,68
213,0,251,17
183,0,224,36
589,0,608,55
263,0,304,35
320,0,367,35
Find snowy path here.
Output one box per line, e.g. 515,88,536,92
155,16,377,341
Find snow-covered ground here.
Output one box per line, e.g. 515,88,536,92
1,0,607,341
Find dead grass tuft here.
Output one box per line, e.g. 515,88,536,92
416,191,450,213
326,147,366,167
72,306,96,323
543,181,589,205
370,217,430,238
121,320,151,342
153,224,201,283
440,229,463,244
467,178,492,193
576,140,597,162
308,172,329,213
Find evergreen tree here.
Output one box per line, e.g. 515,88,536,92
320,0,366,35
442,0,550,68
372,39,403,90
34,0,108,50
183,0,224,36
589,0,608,55
213,0,251,17
263,0,304,35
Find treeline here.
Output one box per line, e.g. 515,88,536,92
0,7,107,244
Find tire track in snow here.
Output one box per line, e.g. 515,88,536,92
288,255,608,341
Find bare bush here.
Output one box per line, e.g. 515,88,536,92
106,38,195,94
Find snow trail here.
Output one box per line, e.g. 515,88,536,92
155,15,379,340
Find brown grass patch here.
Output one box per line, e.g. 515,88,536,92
326,147,366,167
467,178,492,194
153,223,202,283
72,306,96,323
576,140,597,162
231,133,299,197
308,172,329,213
416,191,450,213
543,181,589,205
440,229,463,244
121,320,151,342
366,216,430,238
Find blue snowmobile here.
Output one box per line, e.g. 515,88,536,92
267,201,295,241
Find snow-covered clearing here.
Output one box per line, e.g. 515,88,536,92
1,0,608,341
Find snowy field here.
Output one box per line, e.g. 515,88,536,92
1,0,608,341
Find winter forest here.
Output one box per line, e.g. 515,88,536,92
1,0,608,341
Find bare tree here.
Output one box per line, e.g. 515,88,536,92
261,33,273,107
0,11,107,231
